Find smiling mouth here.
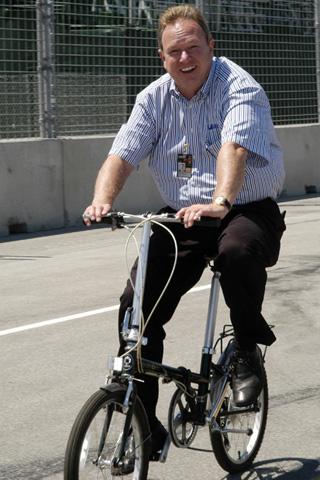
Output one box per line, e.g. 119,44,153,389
181,66,196,73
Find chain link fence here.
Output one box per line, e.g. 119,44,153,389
1,0,319,139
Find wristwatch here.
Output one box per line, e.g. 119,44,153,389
212,196,232,211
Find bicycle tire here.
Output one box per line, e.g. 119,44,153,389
210,373,268,473
64,384,150,480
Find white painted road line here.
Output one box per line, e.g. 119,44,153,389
0,306,119,337
0,284,211,337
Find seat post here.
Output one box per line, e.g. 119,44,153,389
198,269,221,407
203,270,221,354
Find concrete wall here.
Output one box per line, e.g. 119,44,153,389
0,123,319,237
276,124,320,197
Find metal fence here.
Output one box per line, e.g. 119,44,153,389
0,0,319,139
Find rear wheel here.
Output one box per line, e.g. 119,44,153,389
64,384,150,479
210,376,268,473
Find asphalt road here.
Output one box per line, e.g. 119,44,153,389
1,195,320,480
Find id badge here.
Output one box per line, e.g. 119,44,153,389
177,153,193,178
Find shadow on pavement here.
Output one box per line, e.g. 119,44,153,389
222,457,320,480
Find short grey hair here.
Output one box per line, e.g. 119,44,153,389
158,5,212,51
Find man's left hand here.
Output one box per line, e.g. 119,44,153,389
176,203,229,228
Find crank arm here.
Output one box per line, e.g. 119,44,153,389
220,427,253,436
212,420,253,436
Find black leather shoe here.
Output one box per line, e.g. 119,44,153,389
231,346,264,407
150,421,169,461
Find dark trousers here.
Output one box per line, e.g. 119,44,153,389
118,198,286,429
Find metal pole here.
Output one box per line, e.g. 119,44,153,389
128,0,134,27
196,0,205,16
36,0,57,138
315,0,320,121
36,2,44,138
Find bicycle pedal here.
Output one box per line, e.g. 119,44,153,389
149,434,171,463
159,434,171,463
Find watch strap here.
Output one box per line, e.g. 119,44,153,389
212,197,232,211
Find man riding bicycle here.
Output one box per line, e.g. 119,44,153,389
84,4,286,459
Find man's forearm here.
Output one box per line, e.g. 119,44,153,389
214,142,247,206
93,154,134,206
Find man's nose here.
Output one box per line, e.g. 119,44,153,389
180,50,189,62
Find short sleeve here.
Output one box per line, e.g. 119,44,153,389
109,94,156,167
221,80,272,161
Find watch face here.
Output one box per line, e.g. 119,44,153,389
213,196,231,211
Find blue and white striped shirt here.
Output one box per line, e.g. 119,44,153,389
110,57,285,209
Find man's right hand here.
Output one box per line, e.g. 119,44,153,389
83,203,114,226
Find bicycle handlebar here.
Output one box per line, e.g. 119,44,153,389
83,212,221,228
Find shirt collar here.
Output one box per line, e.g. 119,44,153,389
169,59,216,102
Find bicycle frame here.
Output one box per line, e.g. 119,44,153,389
104,213,232,427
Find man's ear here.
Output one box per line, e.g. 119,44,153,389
158,49,166,68
209,39,215,55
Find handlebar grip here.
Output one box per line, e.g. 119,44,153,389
82,214,124,227
160,213,221,227
196,216,221,227
87,217,112,224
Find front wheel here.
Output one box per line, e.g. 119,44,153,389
64,384,151,480
210,375,268,473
